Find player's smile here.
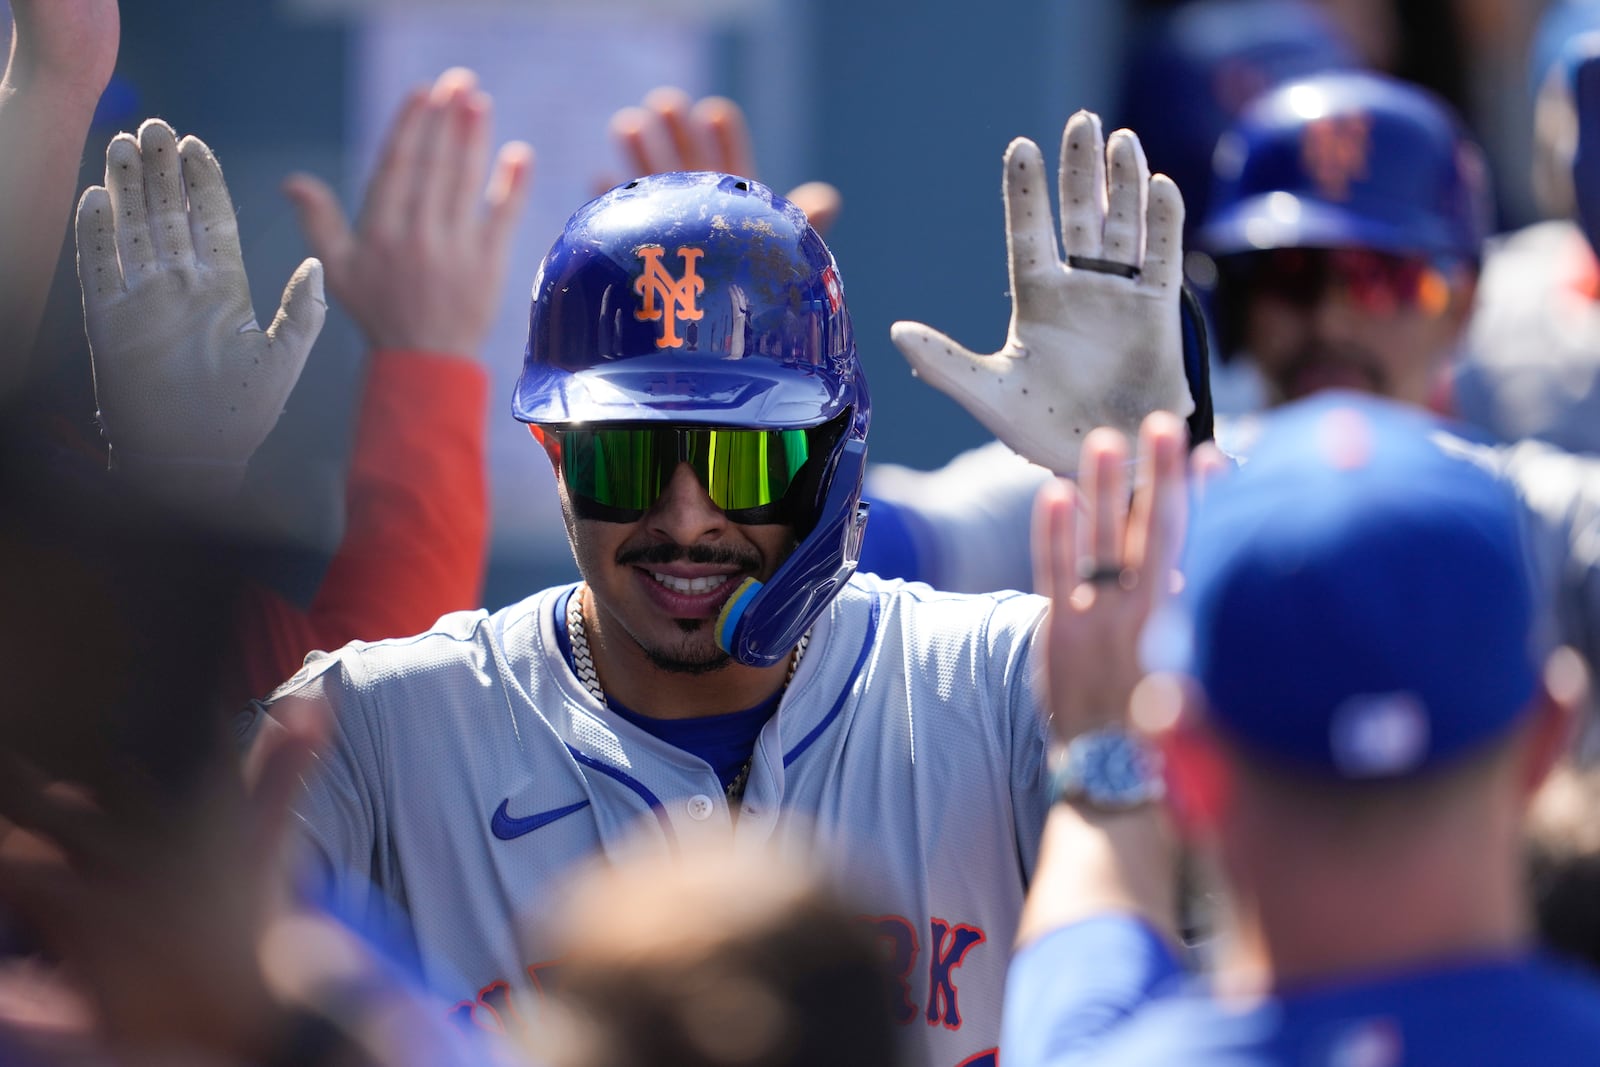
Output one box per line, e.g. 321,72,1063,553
561,462,795,674
623,550,754,621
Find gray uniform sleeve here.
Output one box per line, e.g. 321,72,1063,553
864,441,1051,594
241,650,390,917
1482,436,1600,758
978,591,1053,880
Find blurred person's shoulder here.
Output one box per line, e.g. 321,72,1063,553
1089,955,1600,1066
1461,220,1600,454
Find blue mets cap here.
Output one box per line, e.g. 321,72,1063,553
1199,71,1492,263
1179,393,1542,778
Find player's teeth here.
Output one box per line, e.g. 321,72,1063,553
650,572,726,595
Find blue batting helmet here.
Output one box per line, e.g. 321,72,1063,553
514,171,871,668
1198,71,1492,262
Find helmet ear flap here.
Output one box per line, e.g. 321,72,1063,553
781,410,853,538
716,435,871,667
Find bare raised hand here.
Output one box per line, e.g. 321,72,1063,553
283,67,534,359
3,0,119,103
1033,411,1189,745
603,86,842,235
0,0,121,396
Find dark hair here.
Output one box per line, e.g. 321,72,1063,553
1528,764,1600,973
541,846,905,1067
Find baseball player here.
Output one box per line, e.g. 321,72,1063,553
1455,2,1600,454
1003,393,1600,1065
247,115,1191,1067
869,73,1600,765
862,70,1487,590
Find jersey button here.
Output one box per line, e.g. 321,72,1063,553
686,794,715,821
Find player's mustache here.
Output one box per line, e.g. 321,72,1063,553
615,543,760,570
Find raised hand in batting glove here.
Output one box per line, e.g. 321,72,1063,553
76,119,325,500
892,112,1193,475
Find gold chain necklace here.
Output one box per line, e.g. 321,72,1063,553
565,585,807,804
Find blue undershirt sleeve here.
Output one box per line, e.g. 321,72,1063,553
1001,914,1185,1067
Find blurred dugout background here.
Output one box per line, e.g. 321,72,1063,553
0,0,1550,609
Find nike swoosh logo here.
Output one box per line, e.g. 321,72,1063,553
490,798,591,841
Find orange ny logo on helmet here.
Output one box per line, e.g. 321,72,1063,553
1302,114,1372,202
634,245,706,348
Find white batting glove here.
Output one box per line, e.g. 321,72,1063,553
891,112,1192,475
76,119,325,500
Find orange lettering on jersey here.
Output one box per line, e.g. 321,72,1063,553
634,245,706,348
1302,114,1371,202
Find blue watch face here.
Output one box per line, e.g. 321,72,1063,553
1106,743,1147,792
1062,730,1164,808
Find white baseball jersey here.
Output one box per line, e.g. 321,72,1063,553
1456,220,1600,456
247,570,1052,1067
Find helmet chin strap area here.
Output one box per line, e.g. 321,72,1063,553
715,438,870,667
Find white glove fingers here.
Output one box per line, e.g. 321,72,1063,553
1100,129,1149,269
263,258,327,366
137,119,195,268
1141,174,1185,292
889,319,1015,408
76,187,125,300
364,87,429,238
105,133,157,281
1002,137,1064,293
1059,110,1107,259
178,135,244,271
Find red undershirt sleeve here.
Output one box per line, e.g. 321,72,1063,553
235,350,489,699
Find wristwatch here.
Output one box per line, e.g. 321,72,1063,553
1051,728,1165,812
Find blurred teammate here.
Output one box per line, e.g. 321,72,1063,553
1004,394,1600,1066
1455,2,1600,454
534,840,903,1067
1196,70,1488,415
